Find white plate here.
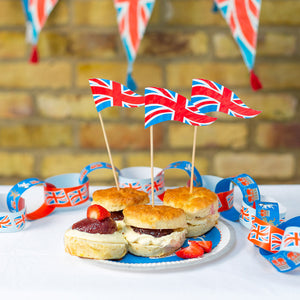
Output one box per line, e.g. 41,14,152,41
81,220,235,271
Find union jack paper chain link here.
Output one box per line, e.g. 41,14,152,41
240,198,286,230
6,173,90,223
0,192,26,233
79,162,118,185
250,216,300,273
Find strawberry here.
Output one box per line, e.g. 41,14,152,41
194,240,212,253
175,240,204,259
87,204,110,221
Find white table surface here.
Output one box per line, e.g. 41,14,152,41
0,185,299,299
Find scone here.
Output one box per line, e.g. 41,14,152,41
64,204,127,260
163,187,219,237
123,204,187,257
92,187,149,230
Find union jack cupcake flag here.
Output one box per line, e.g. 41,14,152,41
89,78,145,190
191,78,261,118
89,78,145,112
144,87,217,128
21,0,59,63
144,87,218,197
113,0,156,91
213,0,263,90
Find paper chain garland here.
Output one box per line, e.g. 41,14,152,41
1,160,236,231
2,161,299,273
222,173,300,273
21,1,262,90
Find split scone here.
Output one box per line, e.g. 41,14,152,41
92,187,149,231
64,204,127,260
163,187,219,237
123,204,187,257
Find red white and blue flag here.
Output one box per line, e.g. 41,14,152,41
22,0,59,62
191,79,261,118
113,0,156,90
89,78,145,112
214,0,262,90
144,87,217,128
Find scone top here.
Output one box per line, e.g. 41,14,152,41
123,204,187,230
163,187,219,218
92,187,149,212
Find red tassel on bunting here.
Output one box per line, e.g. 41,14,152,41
250,70,262,91
29,45,39,63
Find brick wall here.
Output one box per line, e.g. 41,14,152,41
0,0,299,186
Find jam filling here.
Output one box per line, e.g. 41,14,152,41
131,226,174,238
110,210,124,221
72,217,117,234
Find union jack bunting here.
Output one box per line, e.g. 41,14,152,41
89,78,144,112
270,233,283,253
22,0,59,62
191,79,261,118
113,0,156,90
249,222,270,243
45,190,67,205
144,87,217,128
67,185,89,206
213,0,262,90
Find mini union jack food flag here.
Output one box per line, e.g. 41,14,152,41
89,78,145,112
144,87,217,128
21,0,59,63
113,0,156,90
191,79,261,118
214,0,262,90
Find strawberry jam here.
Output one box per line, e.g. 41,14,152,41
110,210,124,221
131,226,173,237
72,217,117,234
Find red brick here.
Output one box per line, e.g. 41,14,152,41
256,123,300,149
79,123,163,150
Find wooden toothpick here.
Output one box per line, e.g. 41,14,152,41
150,126,154,206
98,112,119,190
190,126,197,193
